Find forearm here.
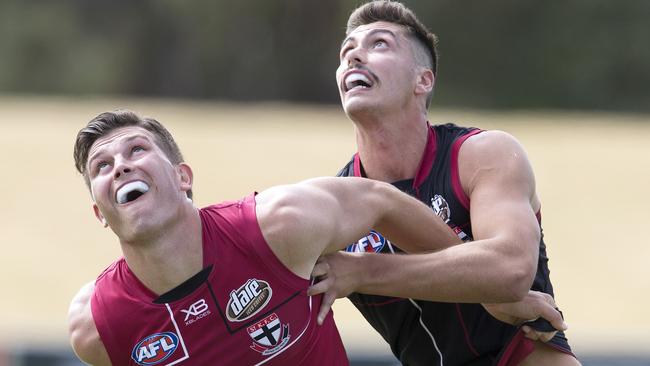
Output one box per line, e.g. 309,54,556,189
353,241,533,303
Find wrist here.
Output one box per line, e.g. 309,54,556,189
350,252,381,294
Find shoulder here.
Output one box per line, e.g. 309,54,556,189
68,281,112,365
255,178,341,236
257,178,348,208
460,130,530,170
462,129,524,154
458,130,535,194
254,177,382,276
254,180,337,278
198,197,249,228
255,177,388,244
256,177,376,216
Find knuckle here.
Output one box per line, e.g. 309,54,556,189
542,292,554,303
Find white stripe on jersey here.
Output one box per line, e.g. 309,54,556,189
387,241,444,366
165,303,190,365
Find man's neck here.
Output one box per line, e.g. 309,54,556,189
120,204,204,295
353,112,429,183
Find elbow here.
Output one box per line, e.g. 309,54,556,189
495,233,539,301
501,257,537,301
504,268,535,301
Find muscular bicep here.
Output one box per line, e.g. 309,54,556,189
68,282,111,366
460,131,540,276
255,177,383,278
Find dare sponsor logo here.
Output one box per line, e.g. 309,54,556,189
345,230,386,253
226,279,272,322
131,332,179,365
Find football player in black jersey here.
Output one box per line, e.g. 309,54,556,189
309,1,580,365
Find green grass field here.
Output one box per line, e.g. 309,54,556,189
1,96,649,358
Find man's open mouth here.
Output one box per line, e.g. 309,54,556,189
116,181,150,204
344,72,374,92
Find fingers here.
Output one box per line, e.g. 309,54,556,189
307,277,331,296
539,330,557,343
522,325,557,342
539,307,567,332
541,292,556,307
316,291,337,325
310,256,337,325
534,294,567,331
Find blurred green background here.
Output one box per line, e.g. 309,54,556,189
0,0,648,111
0,1,649,365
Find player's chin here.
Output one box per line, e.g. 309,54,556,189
343,97,374,116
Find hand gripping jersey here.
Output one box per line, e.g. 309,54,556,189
91,193,348,366
338,123,574,366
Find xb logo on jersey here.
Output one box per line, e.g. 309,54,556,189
131,332,179,365
181,298,211,325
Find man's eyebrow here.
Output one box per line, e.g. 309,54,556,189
88,134,150,164
341,28,398,49
122,134,150,144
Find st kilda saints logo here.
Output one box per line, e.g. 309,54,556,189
431,194,451,223
431,194,470,241
226,279,272,322
247,313,291,356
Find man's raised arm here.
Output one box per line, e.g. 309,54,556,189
254,176,460,279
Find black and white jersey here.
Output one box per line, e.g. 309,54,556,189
338,123,573,366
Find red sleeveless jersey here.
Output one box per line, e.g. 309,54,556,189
91,193,348,366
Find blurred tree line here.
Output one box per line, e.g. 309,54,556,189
0,0,648,111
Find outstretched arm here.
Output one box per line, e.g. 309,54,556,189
254,176,460,279
68,282,111,366
309,252,566,332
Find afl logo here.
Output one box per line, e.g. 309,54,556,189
345,230,386,253
226,279,272,322
431,194,451,223
131,332,178,365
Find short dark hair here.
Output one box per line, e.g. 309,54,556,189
347,0,439,108
73,109,192,199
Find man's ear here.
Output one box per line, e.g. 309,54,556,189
93,204,108,228
177,163,193,195
415,68,435,96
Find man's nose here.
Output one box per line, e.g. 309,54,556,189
113,159,133,179
345,46,367,65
